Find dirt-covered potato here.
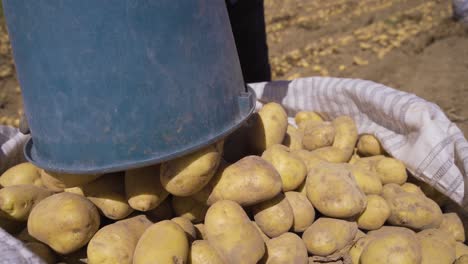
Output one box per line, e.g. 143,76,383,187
171,216,197,242
160,142,222,197
171,195,208,223
357,134,384,157
350,165,383,195
252,193,294,238
0,162,42,187
249,102,288,154
87,215,152,264
306,163,367,218
295,111,323,126
262,144,307,191
357,195,391,230
285,191,315,232
205,200,265,264
133,220,189,264
439,213,465,242
125,165,168,211
144,197,174,222
302,121,335,150
28,192,100,254
189,240,224,264
262,232,308,264
282,125,304,150
302,218,357,256
207,156,282,206
417,228,456,264
0,185,53,221
39,170,101,192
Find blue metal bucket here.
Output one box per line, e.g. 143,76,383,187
3,0,255,174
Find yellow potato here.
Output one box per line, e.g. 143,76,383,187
252,221,270,242
205,200,265,263
125,164,169,211
282,125,304,150
145,197,174,222
455,255,468,264
133,220,189,264
171,195,207,223
353,155,386,171
284,191,315,232
39,169,101,192
375,157,407,184
357,134,384,156
207,156,282,206
439,213,465,242
160,142,222,197
171,216,197,242
0,185,53,221
263,232,308,264
64,186,85,196
249,102,288,154
331,116,358,161
189,240,224,264
456,242,468,258
87,215,152,264
311,146,350,163
262,144,307,191
194,223,206,240
28,192,100,254
306,163,367,218
302,218,357,256
81,173,133,220
350,165,383,195
294,111,323,126
349,235,374,264
381,183,406,199
0,162,42,187
357,195,391,230
401,182,425,196
302,121,335,150
291,149,325,170
252,193,294,238
417,229,456,264
25,242,56,264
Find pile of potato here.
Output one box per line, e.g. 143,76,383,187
0,102,467,264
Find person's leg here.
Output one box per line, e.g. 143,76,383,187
226,0,272,83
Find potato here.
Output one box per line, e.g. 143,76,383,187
282,125,304,150
302,218,357,256
381,183,406,199
367,226,416,237
285,191,315,232
349,236,374,264
360,228,421,264
262,232,308,264
0,185,53,221
291,149,325,170
194,223,207,240
39,169,101,192
295,111,323,125
207,156,282,206
145,197,174,222
87,215,152,264
252,221,270,243
171,195,207,223
64,186,85,196
375,157,407,184
262,144,307,191
133,220,189,264
189,240,224,264
81,173,133,220
350,165,383,195
357,134,384,156
125,165,169,211
28,192,100,254
455,255,468,264
0,162,42,187
456,242,468,258
331,116,358,160
385,190,443,230
401,183,425,196
417,229,456,264
311,146,350,163
205,200,265,263
25,241,57,264
439,213,465,242
353,155,385,171
306,163,367,218
253,193,294,238
357,195,391,230
249,102,288,154
172,216,197,242
160,142,222,196
302,121,335,150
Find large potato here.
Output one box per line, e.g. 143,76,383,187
253,193,294,238
205,200,265,264
87,215,152,264
302,121,335,150
171,195,207,223
0,185,53,221
262,232,308,264
357,134,384,156
306,163,367,218
357,195,391,230
295,111,323,126
144,197,174,222
189,240,224,264
282,125,304,150
171,216,197,242
302,218,357,256
249,102,288,154
262,144,307,191
160,142,222,196
28,192,100,254
285,191,315,232
350,165,383,195
0,162,42,187
207,156,282,206
439,213,465,242
133,220,189,264
125,165,168,211
417,229,456,264
39,169,101,192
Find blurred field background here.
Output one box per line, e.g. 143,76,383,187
0,0,467,135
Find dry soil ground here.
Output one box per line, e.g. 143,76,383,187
0,0,467,136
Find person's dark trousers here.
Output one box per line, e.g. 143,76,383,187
226,0,272,83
